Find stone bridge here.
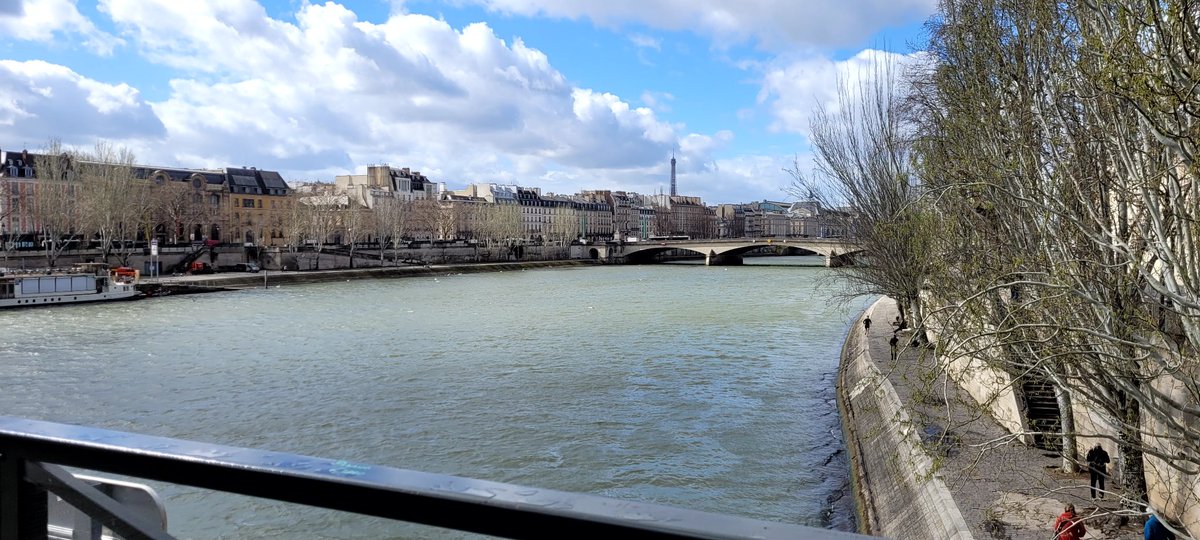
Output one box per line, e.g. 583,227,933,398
584,237,860,266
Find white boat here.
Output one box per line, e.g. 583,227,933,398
0,264,141,308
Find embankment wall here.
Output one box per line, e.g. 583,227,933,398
148,260,595,290
838,299,973,540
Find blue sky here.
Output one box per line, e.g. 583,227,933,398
0,0,933,204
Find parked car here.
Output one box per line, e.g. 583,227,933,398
216,262,260,273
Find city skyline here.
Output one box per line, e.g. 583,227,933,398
0,0,930,204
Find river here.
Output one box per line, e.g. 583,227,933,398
0,255,866,538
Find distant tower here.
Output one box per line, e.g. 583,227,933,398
669,152,677,197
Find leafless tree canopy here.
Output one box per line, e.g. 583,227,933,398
808,0,1200,522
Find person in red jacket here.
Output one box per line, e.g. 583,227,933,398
1054,503,1087,540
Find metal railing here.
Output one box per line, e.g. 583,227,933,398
0,416,871,539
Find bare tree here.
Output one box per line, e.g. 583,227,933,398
786,53,936,331
30,139,81,268
339,200,367,268
910,0,1200,515
369,197,398,264
76,141,146,267
497,204,523,246
0,178,10,263
475,203,522,248
298,184,341,270
412,198,460,241
280,191,307,253
154,180,211,245
546,208,579,246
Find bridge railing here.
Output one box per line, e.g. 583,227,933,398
0,416,872,539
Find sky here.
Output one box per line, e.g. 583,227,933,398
0,0,933,205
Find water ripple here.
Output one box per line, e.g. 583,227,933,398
0,257,863,537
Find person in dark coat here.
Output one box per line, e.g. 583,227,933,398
1087,443,1110,499
889,333,899,361
863,315,871,331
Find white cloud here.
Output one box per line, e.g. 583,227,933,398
468,0,936,50
2,0,835,203
0,59,164,144
0,0,123,55
701,153,801,202
65,0,729,198
757,49,925,137
629,33,660,50
640,90,673,112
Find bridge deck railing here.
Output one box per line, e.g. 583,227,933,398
0,416,871,540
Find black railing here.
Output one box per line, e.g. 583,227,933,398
0,417,871,539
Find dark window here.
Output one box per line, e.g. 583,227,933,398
243,199,255,208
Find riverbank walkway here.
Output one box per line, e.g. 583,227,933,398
858,298,1142,539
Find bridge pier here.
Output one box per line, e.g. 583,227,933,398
826,252,853,267
705,251,743,266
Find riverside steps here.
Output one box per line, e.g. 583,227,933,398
839,297,1143,539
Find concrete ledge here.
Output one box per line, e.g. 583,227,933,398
838,298,973,540
140,260,595,291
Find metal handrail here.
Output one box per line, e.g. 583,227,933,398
0,416,870,539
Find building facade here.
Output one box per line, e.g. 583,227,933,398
1,147,293,248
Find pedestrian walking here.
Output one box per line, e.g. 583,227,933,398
1054,503,1086,540
889,333,899,361
1144,511,1176,540
863,315,871,331
1087,443,1110,500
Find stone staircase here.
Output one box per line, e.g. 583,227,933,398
1021,377,1062,451
166,246,210,274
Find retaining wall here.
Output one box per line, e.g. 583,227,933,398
144,260,595,290
838,300,973,540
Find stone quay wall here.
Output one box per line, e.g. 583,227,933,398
837,298,973,540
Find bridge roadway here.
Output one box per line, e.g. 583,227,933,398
602,237,860,266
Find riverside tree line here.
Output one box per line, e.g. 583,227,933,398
0,140,567,270
799,0,1200,531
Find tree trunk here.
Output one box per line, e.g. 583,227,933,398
1055,383,1078,473
1118,393,1147,509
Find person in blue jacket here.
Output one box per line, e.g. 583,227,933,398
1144,512,1176,540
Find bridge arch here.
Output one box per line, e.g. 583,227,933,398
616,238,859,266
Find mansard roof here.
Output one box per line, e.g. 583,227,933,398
223,167,291,195
258,170,289,190
3,146,292,195
1,149,48,178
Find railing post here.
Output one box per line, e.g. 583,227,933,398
0,455,47,540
